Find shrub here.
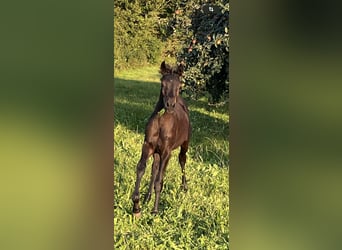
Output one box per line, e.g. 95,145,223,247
114,0,166,70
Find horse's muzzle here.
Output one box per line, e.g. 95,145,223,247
166,101,175,108
165,98,176,111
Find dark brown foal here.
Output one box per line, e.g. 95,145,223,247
132,61,191,216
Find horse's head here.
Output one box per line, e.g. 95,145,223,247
160,61,184,113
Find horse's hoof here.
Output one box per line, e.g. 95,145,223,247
181,184,188,192
151,210,158,215
133,212,141,218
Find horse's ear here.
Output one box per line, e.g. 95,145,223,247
176,63,184,76
160,61,169,75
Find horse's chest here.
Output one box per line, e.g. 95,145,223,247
159,123,177,140
158,114,188,149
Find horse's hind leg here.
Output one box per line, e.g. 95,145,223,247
143,153,160,204
132,142,154,216
179,141,189,191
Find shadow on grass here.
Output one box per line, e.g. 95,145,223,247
114,77,229,167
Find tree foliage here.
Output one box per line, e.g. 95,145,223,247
174,1,229,103
114,0,229,103
114,0,167,70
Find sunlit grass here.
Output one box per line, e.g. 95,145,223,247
114,66,229,249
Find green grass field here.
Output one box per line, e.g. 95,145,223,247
114,66,229,249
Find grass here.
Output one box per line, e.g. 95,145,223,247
114,66,229,249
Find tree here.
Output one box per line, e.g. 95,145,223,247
172,1,229,103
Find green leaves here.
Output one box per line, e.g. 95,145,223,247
114,0,165,70
114,1,230,103
174,1,229,103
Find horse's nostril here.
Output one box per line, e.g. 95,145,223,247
166,102,170,107
172,103,175,108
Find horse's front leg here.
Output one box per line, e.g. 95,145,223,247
144,153,160,204
132,141,153,217
152,150,171,214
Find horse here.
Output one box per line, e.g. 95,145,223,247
131,61,191,216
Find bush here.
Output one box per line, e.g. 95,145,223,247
114,0,166,70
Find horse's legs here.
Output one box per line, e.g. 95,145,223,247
132,142,153,215
143,153,160,204
152,150,171,214
179,141,189,191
